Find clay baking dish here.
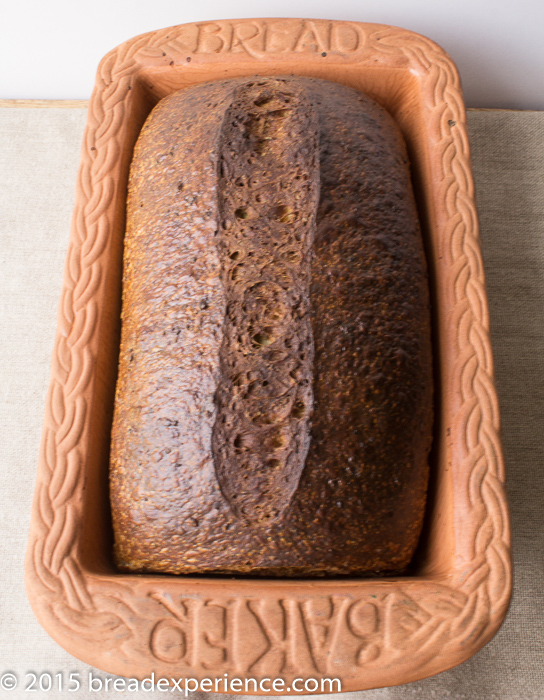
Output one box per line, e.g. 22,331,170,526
26,18,511,692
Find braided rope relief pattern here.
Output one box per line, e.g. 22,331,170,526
31,37,149,635
372,28,510,633
29,21,510,674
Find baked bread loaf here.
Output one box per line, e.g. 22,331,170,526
110,76,433,576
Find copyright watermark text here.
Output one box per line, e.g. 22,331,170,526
0,671,341,694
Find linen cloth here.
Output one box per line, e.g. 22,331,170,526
0,105,543,699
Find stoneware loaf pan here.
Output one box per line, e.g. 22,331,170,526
26,18,512,692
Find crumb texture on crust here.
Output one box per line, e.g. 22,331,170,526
110,75,433,576
212,81,318,525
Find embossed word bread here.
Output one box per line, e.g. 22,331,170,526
110,75,433,576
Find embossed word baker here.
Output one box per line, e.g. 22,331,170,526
149,593,385,675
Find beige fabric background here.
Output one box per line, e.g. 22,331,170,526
0,105,543,699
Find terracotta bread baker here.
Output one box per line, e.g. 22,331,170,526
110,76,433,576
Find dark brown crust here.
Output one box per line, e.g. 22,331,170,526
212,82,319,525
110,76,433,576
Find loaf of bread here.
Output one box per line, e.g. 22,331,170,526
110,76,433,576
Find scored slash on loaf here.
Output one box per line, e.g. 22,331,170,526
110,76,433,576
212,84,318,525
